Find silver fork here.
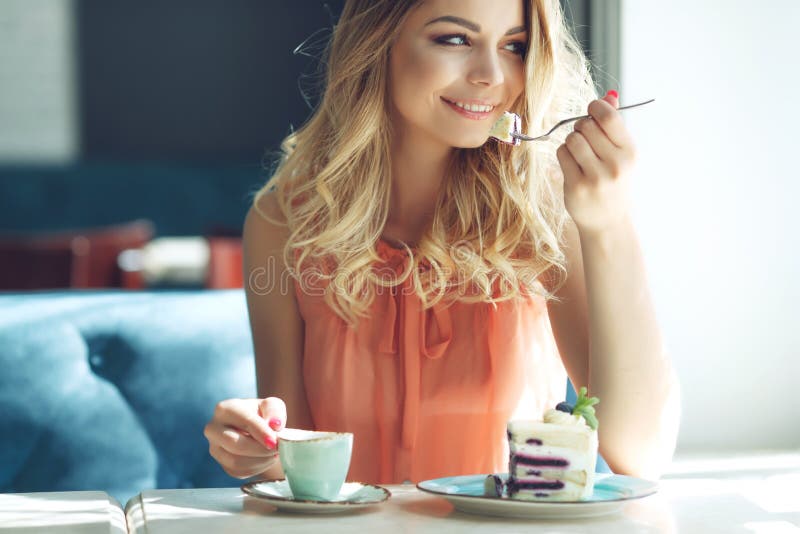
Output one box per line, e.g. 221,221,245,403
510,98,655,143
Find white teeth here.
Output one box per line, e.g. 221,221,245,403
451,100,494,113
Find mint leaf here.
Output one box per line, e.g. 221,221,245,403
572,386,600,430
580,410,599,431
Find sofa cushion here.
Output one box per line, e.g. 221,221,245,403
0,290,256,505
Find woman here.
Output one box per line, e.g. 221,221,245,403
204,0,681,484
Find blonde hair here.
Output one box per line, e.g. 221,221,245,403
252,0,598,327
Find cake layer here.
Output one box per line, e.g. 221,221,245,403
508,421,595,449
507,475,590,501
510,466,589,485
509,443,597,473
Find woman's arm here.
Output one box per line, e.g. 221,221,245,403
546,218,681,480
243,191,315,478
544,91,681,480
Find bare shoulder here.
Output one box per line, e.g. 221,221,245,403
242,190,310,429
246,188,298,265
246,189,287,237
243,188,295,306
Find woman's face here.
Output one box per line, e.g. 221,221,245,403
388,0,528,149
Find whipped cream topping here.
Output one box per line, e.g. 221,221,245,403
543,408,587,427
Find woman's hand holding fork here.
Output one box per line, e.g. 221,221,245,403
556,90,639,236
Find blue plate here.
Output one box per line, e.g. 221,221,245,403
417,473,658,519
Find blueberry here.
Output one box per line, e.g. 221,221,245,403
555,402,573,413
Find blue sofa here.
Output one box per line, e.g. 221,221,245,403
0,289,608,505
0,290,256,505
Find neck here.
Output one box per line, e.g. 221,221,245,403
386,126,453,243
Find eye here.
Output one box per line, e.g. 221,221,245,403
503,41,528,57
434,34,470,47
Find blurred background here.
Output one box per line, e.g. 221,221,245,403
0,0,353,290
0,0,797,498
0,0,608,292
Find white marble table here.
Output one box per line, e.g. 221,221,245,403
124,452,800,534
0,491,126,534
2,452,798,533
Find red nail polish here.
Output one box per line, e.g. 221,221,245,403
268,417,282,431
264,435,277,449
606,89,619,99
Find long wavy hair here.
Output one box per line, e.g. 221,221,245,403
252,0,598,327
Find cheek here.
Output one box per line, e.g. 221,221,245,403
391,44,452,113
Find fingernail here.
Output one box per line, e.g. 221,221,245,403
264,435,277,449
268,417,283,431
606,89,619,99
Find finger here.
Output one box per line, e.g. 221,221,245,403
564,131,600,180
213,399,274,450
603,89,619,109
573,117,617,165
556,143,583,188
258,397,287,432
210,443,279,480
587,96,634,149
204,421,278,457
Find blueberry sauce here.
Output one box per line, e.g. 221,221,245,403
512,454,569,467
525,438,543,446
507,478,565,492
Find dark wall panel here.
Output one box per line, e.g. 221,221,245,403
77,0,343,163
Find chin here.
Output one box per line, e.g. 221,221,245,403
447,133,492,149
452,140,492,149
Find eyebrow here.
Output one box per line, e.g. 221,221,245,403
424,15,526,36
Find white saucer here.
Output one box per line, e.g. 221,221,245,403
417,473,658,519
241,479,391,514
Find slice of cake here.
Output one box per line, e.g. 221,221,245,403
505,387,600,501
488,111,521,146
483,473,504,498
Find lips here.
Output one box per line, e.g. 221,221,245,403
441,97,498,120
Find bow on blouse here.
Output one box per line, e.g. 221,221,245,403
376,244,453,450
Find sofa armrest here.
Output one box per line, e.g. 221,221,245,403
0,289,256,504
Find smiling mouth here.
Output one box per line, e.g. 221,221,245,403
441,97,497,113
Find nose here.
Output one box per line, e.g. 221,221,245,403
466,47,505,87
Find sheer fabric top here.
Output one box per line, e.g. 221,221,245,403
292,237,566,484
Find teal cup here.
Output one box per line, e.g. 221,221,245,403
278,429,354,501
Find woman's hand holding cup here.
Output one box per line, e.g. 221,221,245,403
204,396,286,479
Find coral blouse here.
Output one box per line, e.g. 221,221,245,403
292,237,567,484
